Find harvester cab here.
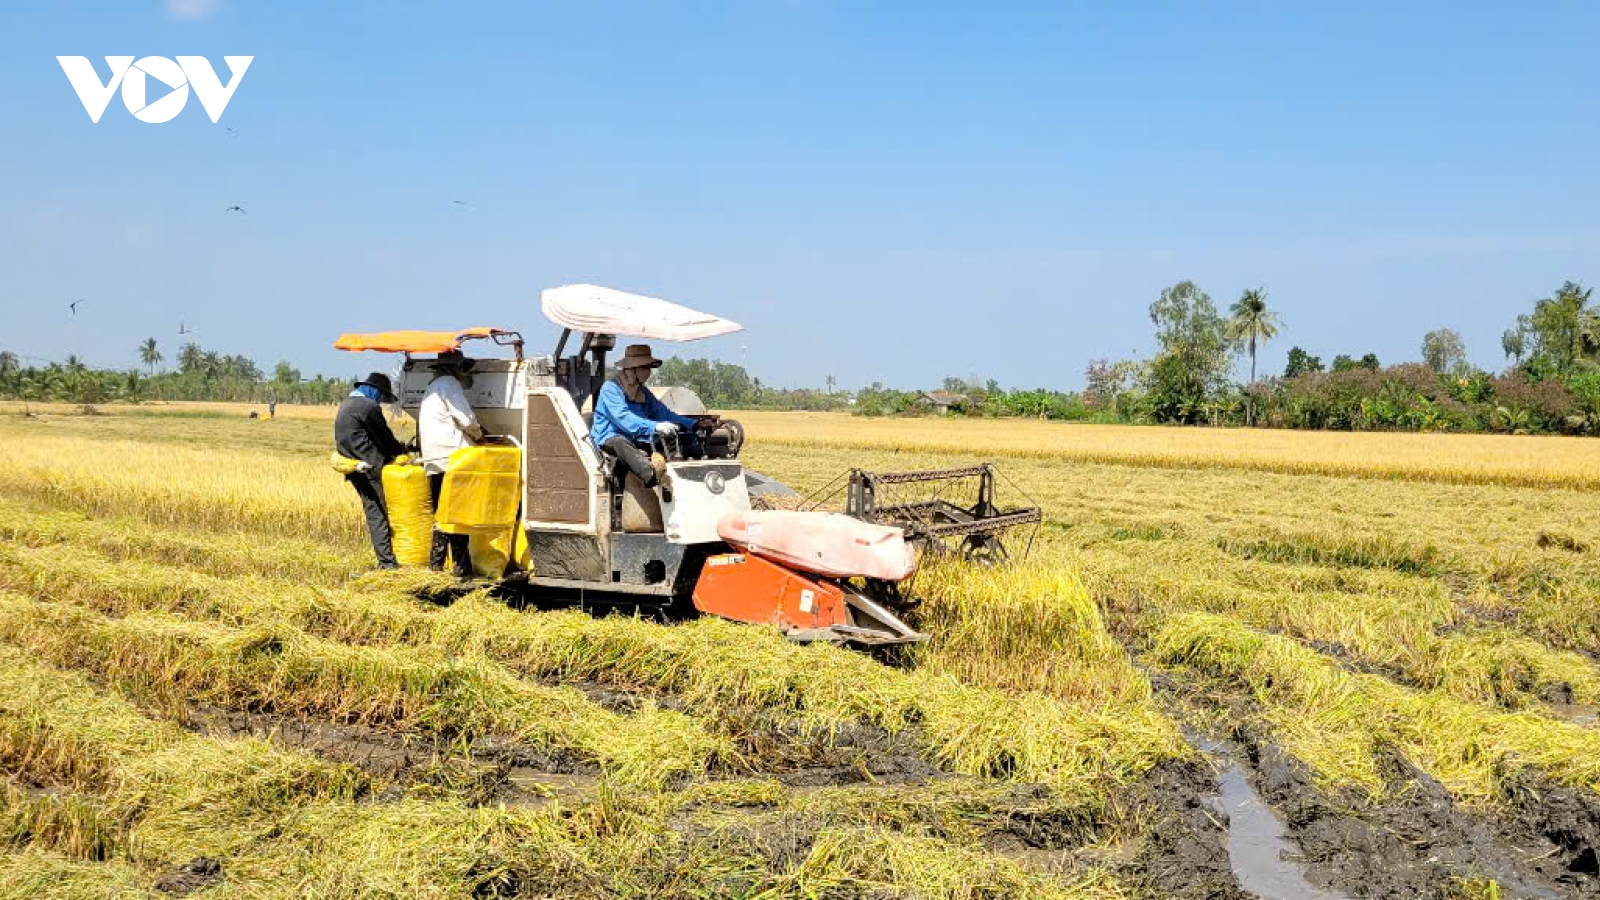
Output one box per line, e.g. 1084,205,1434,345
334,285,1041,646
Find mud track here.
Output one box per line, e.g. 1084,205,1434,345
182,703,598,807
1243,726,1595,899
154,857,223,896
1158,649,1600,896
715,713,945,788
669,777,1138,893
1121,756,1251,900
1140,654,1600,899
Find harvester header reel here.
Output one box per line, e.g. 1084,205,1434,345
834,464,1042,564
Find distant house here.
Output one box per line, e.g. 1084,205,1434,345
916,390,968,415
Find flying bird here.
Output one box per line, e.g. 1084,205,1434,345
451,200,469,206
178,322,194,335
68,299,87,316
225,126,236,136
225,204,247,215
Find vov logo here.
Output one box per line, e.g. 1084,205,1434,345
57,56,253,124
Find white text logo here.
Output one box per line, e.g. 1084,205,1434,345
57,56,252,123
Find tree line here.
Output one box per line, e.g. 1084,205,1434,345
654,357,847,412
654,358,1097,419
12,282,1600,436
921,279,1600,435
667,278,1600,436
1110,279,1600,435
0,340,355,407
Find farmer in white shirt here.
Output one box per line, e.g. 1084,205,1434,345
419,350,483,576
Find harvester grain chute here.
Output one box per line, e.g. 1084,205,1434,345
333,284,1042,646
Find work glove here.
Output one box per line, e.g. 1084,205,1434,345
392,453,413,466
655,421,679,435
355,461,374,474
464,423,485,441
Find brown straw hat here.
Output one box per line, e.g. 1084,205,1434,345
616,344,663,370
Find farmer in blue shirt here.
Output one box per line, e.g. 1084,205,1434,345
591,344,700,487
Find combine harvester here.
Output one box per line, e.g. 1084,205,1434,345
335,285,1040,646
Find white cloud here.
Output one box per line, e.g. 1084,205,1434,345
167,0,217,20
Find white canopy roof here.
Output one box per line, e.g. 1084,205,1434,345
540,284,743,342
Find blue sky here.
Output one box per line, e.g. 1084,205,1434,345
2,1,1596,391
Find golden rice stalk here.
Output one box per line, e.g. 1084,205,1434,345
0,594,723,792
1151,612,1600,803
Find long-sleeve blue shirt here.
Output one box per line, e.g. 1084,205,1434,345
590,379,697,447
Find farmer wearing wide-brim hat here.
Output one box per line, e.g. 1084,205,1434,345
590,344,700,487
419,349,483,577
334,372,406,568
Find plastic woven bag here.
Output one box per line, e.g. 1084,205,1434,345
467,530,510,578
436,446,521,534
329,451,362,475
381,464,433,567
465,523,531,578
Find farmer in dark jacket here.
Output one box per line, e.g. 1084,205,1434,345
334,373,406,568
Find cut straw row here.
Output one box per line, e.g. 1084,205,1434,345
0,538,1182,803
0,646,1124,900
1150,612,1600,803
1072,536,1600,710
0,592,722,791
0,643,596,898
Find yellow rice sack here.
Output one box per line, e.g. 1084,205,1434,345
466,524,531,578
329,451,362,475
436,446,521,534
514,523,531,572
381,464,433,567
468,531,509,578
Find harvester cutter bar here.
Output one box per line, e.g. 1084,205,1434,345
828,462,1043,563
869,500,1041,537
856,465,990,485
911,508,1043,539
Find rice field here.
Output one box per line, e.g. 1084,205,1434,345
2,403,1599,898
737,410,1600,490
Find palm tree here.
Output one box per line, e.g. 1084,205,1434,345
138,338,162,375
1530,281,1598,374
1227,288,1281,426
825,374,837,394
177,342,203,375
1227,288,1281,384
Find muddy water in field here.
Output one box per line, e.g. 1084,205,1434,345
1192,736,1349,900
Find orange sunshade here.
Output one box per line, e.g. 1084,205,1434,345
333,327,506,354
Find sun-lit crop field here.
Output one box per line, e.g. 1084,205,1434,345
2,403,1599,899
736,409,1600,491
